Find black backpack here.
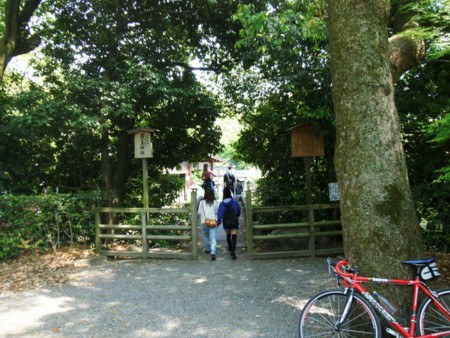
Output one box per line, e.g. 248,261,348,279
223,203,238,228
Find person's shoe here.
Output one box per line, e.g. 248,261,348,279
231,253,237,260
204,250,210,254
211,254,216,261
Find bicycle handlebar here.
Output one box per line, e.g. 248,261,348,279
327,257,359,278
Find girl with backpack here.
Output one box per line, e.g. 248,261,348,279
218,187,241,260
198,187,219,261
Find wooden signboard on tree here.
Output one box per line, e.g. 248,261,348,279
288,124,324,158
287,123,324,209
288,123,325,254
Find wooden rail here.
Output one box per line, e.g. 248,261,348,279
245,189,343,259
94,188,342,261
95,190,198,260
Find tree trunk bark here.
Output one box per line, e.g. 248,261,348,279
327,0,423,308
98,124,134,247
389,0,426,82
112,127,133,204
0,0,42,80
100,127,133,215
100,131,113,200
99,130,114,227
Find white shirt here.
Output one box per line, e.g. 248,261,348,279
198,200,219,224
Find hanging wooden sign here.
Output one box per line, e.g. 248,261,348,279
288,123,324,157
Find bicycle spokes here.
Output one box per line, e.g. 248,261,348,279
299,291,381,337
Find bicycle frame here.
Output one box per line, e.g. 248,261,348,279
335,260,450,338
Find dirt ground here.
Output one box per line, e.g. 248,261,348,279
0,245,96,292
1,246,449,293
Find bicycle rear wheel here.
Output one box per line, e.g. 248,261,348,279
417,288,450,336
297,290,381,337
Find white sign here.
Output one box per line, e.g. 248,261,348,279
329,183,340,201
134,132,153,158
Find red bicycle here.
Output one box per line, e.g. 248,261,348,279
297,257,450,337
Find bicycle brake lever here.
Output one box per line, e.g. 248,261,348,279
326,257,343,286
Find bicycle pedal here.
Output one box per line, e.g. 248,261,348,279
386,328,403,338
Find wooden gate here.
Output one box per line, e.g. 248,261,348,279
95,190,198,259
245,190,344,259
95,189,343,260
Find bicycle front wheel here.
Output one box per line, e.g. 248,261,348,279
417,288,450,336
297,290,381,337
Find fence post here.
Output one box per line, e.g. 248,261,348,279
308,206,315,257
245,189,254,259
141,212,148,258
191,189,198,260
95,209,101,253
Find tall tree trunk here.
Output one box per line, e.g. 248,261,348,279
0,0,42,80
327,0,423,309
100,130,113,200
100,126,133,219
100,130,115,226
98,125,133,247
112,126,133,204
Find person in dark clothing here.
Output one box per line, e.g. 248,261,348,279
218,187,241,259
235,179,243,196
223,166,236,197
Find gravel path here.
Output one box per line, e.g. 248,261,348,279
0,252,336,338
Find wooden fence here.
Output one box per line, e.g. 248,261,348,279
245,190,344,259
94,188,343,260
95,190,198,259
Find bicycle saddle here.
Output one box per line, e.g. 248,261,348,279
402,258,436,266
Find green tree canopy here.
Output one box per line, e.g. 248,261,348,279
1,0,276,198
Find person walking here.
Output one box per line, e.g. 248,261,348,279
235,179,244,196
198,187,219,261
201,163,216,190
223,165,236,197
218,187,241,260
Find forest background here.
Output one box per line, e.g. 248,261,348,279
0,0,449,266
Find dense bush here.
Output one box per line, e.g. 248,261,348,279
0,178,190,261
252,174,336,226
0,192,100,261
413,183,450,252
124,174,185,208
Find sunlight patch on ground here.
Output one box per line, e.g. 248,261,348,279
194,277,208,284
182,273,208,284
0,294,74,336
272,294,309,310
134,316,182,337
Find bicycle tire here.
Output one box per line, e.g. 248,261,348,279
417,288,450,336
297,289,382,338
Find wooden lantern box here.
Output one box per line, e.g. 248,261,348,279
127,127,158,159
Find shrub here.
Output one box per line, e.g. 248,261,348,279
0,192,100,261
414,183,450,252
